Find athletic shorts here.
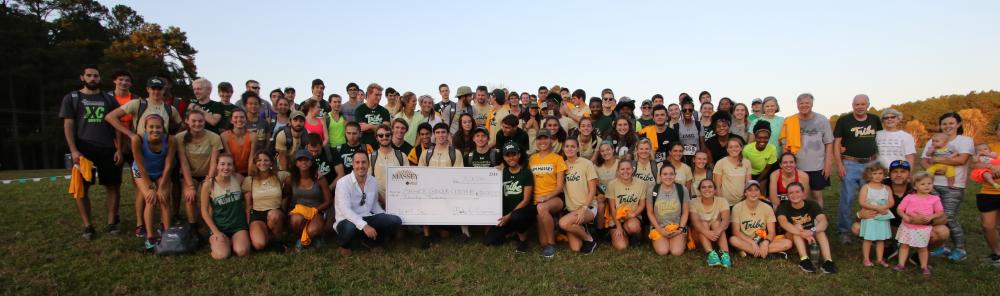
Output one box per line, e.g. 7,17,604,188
805,170,829,191
976,194,1000,213
76,141,123,186
249,209,271,222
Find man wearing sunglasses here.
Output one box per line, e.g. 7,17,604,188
371,124,408,207
334,151,403,256
593,88,617,138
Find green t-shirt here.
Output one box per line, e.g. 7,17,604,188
503,166,534,214
742,142,778,175
833,113,882,159
594,112,615,138
354,104,391,147
327,114,346,148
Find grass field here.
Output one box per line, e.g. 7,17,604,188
1,169,998,295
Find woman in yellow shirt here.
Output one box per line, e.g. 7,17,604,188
607,160,647,250
528,129,566,258
558,139,599,254
595,141,619,231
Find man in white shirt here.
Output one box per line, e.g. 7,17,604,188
334,151,403,256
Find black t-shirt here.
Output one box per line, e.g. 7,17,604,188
503,166,534,214
705,134,744,163
884,179,913,227
189,99,225,133
653,127,680,164
336,143,365,175
58,91,119,147
466,149,497,167
393,141,414,159
776,199,824,230
353,104,391,147
494,129,529,154
313,148,338,182
220,103,238,131
834,113,882,158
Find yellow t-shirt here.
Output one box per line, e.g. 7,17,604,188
564,158,598,211
486,105,511,146
176,130,222,177
606,178,647,213
714,157,753,206
273,129,301,153
634,159,657,193
120,99,181,135
418,146,464,167
374,148,409,199
241,171,290,211
596,160,619,187
672,162,693,188
730,200,775,238
472,103,491,127
529,152,568,201
690,196,727,222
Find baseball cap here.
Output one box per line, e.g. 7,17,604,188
147,77,165,89
745,180,762,190
502,142,521,154
472,127,489,137
294,149,313,161
528,100,539,108
456,86,473,98
890,160,911,171
752,98,763,104
641,100,652,107
290,110,306,120
536,129,552,139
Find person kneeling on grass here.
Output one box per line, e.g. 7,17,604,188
200,153,250,259
729,181,792,260
690,179,731,267
646,164,690,257
777,182,838,273
243,151,290,252
607,159,647,250
485,142,536,252
528,129,567,258
334,151,403,256
558,139,599,254
285,149,333,252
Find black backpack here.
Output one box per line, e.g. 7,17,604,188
371,148,405,171
154,223,200,256
268,125,307,156
651,182,688,203
424,145,458,166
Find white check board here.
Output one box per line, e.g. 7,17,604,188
385,166,502,225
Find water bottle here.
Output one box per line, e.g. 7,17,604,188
810,241,822,265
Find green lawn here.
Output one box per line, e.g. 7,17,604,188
1,171,998,295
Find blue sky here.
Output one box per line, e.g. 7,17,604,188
103,0,1000,116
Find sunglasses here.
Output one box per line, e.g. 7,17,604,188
883,115,898,120
602,98,614,102
682,108,694,113
360,191,367,206
377,133,391,138
251,86,260,90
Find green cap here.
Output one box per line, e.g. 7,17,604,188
456,86,473,98
290,110,306,119
536,129,552,139
147,77,165,88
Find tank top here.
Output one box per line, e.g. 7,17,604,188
776,171,800,196
210,176,246,232
226,130,252,174
304,116,324,138
327,114,346,148
293,179,323,208
132,134,168,179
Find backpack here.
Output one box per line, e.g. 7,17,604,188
424,145,458,166
651,182,687,203
467,149,497,167
633,159,659,183
134,98,175,131
69,90,117,134
269,125,306,156
154,223,200,256
371,148,405,171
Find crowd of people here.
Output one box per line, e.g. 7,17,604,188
60,65,1000,275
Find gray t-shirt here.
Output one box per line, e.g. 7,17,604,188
675,120,702,156
58,91,118,147
342,99,361,122
652,183,689,225
795,113,834,172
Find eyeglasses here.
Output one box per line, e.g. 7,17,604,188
377,133,391,138
602,98,614,102
360,191,366,206
883,115,898,120
682,108,694,113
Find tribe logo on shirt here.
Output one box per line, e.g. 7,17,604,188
566,171,582,182
316,159,331,177
616,192,640,204
849,125,877,138
740,220,765,231
635,171,655,182
365,113,384,125
789,213,814,228
504,180,523,196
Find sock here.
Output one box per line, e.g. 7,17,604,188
800,256,809,261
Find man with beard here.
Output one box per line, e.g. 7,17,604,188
274,110,309,171
336,122,374,176
62,65,123,239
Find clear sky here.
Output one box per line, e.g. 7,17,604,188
102,0,999,116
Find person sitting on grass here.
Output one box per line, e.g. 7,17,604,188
243,151,289,252
130,114,176,251
729,181,793,260
646,164,690,257
285,149,333,252
607,159,647,250
200,153,250,259
777,182,838,273
485,142,536,253
689,179,731,268
334,151,403,256
528,129,567,258
558,138,599,254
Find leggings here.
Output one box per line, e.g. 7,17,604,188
934,185,966,249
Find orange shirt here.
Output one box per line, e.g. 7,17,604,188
115,93,134,127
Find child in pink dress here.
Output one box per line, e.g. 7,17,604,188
894,172,944,276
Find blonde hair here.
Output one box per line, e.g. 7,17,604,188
862,162,886,183
366,83,383,94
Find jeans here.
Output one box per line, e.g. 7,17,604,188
484,206,537,245
934,185,966,249
335,213,402,248
838,160,866,233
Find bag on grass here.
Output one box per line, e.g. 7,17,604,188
155,224,199,256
